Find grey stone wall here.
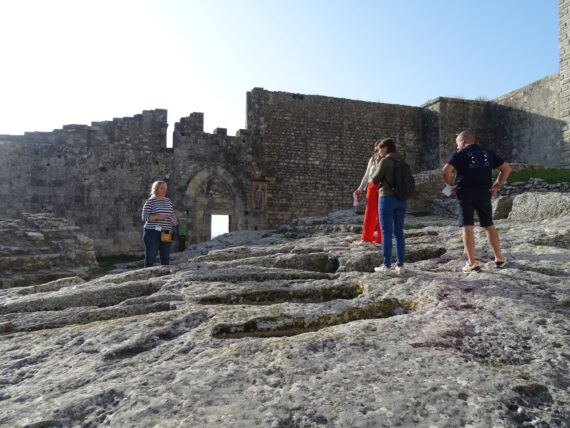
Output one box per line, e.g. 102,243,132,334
494,74,559,118
0,110,169,255
5,0,570,260
423,96,564,168
423,97,511,166
246,88,428,228
420,108,440,172
560,0,570,166
494,74,564,166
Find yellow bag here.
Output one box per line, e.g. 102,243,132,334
160,230,172,243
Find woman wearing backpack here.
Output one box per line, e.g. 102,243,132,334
354,140,383,246
371,138,407,275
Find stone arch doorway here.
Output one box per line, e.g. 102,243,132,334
183,165,246,243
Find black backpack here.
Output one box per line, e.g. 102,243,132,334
385,157,416,201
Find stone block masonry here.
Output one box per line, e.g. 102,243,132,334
560,0,570,166
170,113,259,244
424,95,564,169
246,89,430,228
0,110,170,255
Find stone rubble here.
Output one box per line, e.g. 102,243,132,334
0,213,99,289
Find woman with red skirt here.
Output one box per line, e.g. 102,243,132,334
354,141,382,245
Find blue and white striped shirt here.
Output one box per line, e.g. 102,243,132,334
142,197,174,231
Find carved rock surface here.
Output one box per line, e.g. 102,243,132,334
0,208,569,427
0,213,99,288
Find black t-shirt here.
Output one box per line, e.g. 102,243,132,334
447,144,505,191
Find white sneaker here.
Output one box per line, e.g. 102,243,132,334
374,265,391,273
394,266,406,275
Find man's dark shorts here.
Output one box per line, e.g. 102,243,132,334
456,190,493,227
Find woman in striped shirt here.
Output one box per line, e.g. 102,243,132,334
141,181,178,267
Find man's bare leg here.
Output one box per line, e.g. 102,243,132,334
462,226,478,266
484,225,504,262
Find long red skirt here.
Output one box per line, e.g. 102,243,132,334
361,182,382,243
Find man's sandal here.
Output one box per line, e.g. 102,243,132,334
462,262,481,273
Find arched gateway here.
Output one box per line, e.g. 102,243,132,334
183,164,246,243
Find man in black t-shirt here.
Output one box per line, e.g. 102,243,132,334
442,130,512,273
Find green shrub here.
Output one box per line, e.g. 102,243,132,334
508,168,570,184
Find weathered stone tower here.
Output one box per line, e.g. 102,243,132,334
560,0,570,167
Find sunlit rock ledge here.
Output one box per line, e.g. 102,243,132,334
0,195,569,427
0,213,99,289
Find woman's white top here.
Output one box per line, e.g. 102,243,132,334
357,157,380,192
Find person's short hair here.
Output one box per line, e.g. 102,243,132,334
457,130,475,144
150,180,167,197
379,138,396,154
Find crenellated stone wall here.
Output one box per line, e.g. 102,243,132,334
169,113,262,244
0,110,170,255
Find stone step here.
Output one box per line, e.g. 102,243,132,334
0,270,83,289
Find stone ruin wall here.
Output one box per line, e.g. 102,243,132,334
246,88,429,229
559,0,570,167
493,73,563,165
424,88,563,170
0,110,170,255
248,86,569,230
1,85,568,256
4,0,570,258
169,113,262,244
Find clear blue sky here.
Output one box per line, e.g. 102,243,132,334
0,0,558,137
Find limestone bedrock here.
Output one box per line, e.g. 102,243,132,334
0,206,569,427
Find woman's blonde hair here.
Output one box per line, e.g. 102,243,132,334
150,180,167,197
